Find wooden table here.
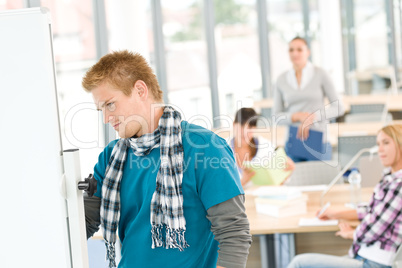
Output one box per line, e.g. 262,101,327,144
246,185,372,235
246,185,373,268
253,94,402,113
215,120,402,147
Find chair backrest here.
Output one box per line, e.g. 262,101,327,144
350,103,385,114
338,135,377,168
260,107,272,119
358,155,383,187
344,112,393,123
286,160,341,186
393,245,402,268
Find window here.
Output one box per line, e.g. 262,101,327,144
104,1,153,63
161,0,213,126
267,0,321,83
267,0,304,81
41,0,101,177
308,0,321,66
214,0,261,117
354,0,388,71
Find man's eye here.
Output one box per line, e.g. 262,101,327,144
106,102,115,110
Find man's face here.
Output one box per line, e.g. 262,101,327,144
92,82,148,138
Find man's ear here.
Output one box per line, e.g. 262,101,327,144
134,80,148,100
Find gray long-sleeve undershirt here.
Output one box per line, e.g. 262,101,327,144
84,193,252,268
206,194,252,268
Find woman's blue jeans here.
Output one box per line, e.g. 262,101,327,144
287,253,391,268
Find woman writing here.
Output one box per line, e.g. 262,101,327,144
229,108,295,188
273,37,345,162
288,124,402,268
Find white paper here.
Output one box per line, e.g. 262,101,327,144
298,217,339,226
293,185,327,192
252,186,302,200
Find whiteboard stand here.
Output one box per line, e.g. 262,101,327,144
63,149,89,268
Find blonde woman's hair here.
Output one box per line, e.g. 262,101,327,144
379,124,402,152
82,50,163,102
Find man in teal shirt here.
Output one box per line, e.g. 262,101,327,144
82,50,251,268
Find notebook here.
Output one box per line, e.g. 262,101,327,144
287,125,323,161
243,147,292,186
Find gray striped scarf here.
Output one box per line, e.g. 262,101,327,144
100,106,188,268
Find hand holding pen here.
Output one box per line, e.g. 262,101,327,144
316,202,334,220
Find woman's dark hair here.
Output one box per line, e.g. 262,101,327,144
290,36,309,48
234,108,259,127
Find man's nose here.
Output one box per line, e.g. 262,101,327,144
102,110,113,124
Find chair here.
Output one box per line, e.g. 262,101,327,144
338,135,377,168
393,245,402,268
344,112,393,123
260,107,272,119
349,103,385,114
286,160,341,186
358,155,383,187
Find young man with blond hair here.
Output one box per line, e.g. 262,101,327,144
82,50,251,268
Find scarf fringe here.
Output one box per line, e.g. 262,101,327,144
151,224,189,251
105,241,116,268
151,224,164,248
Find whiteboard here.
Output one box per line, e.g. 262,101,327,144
0,8,72,267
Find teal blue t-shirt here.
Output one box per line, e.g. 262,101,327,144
93,121,243,268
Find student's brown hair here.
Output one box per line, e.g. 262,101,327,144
82,50,163,102
290,36,309,48
234,108,259,127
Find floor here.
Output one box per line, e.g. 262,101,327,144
246,235,262,268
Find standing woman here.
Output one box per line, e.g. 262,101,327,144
287,124,402,268
273,37,345,162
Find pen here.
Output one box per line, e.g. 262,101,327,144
317,202,331,218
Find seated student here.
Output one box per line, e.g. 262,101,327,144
228,108,295,188
287,124,402,268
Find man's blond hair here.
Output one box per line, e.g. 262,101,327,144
82,50,163,101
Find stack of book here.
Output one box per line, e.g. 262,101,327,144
252,186,308,218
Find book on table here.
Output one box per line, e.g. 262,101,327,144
254,194,308,218
243,147,291,186
252,185,302,199
253,186,308,218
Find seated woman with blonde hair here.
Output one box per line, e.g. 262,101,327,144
288,124,402,268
